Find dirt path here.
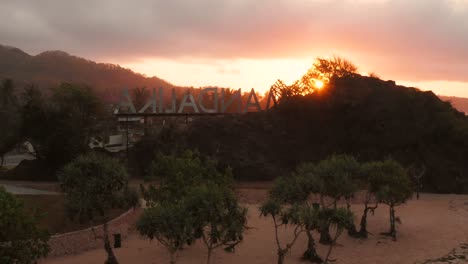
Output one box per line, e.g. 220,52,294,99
0,183,59,195
42,193,468,264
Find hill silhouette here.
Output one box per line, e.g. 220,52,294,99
439,96,468,114
1,44,467,112
2,44,468,193
136,75,468,193
0,44,176,102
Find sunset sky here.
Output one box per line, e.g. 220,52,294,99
1,0,468,96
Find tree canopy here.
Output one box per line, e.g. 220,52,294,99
0,186,50,264
59,152,138,264
138,151,246,264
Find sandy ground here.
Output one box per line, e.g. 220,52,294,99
41,192,468,264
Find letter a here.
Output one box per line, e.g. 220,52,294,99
115,88,136,114
244,88,261,113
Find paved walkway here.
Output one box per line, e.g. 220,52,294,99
3,154,35,167
0,184,59,195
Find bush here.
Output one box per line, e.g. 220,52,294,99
0,186,50,263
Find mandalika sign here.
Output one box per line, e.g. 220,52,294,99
114,87,277,116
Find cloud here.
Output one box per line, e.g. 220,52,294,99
0,0,467,83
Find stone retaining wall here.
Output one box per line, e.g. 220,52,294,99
47,207,142,257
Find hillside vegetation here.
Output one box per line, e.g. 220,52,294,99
2,46,468,193
0,44,175,102
137,75,468,193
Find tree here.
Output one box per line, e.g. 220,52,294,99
263,169,355,264
408,164,425,200
59,153,138,264
351,161,381,238
0,79,21,168
322,208,353,264
306,155,359,244
269,172,322,263
260,200,306,264
141,150,232,204
371,159,413,239
140,150,244,264
137,200,195,264
187,182,247,264
0,186,50,264
0,79,16,108
20,82,101,175
300,56,358,88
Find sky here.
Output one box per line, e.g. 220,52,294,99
1,0,468,96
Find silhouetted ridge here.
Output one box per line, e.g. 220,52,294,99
137,75,468,193
0,44,177,103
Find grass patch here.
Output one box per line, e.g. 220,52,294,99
17,195,129,235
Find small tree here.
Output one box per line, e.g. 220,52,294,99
260,200,307,264
142,150,232,204
322,208,354,264
0,79,21,168
269,172,322,263
300,56,358,89
140,150,243,264
59,153,138,264
409,164,425,200
0,186,50,263
349,161,381,238
187,183,247,264
306,155,359,244
137,200,195,264
371,159,413,240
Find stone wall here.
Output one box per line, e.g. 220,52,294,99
47,207,142,257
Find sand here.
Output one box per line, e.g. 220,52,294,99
41,192,468,264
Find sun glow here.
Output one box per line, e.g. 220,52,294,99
314,80,325,89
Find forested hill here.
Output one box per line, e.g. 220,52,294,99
0,44,176,102
139,75,468,193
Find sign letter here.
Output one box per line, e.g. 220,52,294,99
198,88,218,113
178,92,200,113
139,88,158,113
265,88,278,110
244,88,261,113
115,88,136,114
221,88,241,113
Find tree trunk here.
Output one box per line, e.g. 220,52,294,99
323,240,334,264
347,221,359,237
319,224,332,245
277,250,286,264
207,248,212,264
389,206,396,239
302,229,323,263
358,207,369,238
324,228,343,264
103,221,119,264
170,251,177,264
346,201,359,237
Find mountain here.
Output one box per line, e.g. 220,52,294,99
438,96,468,114
0,44,177,102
